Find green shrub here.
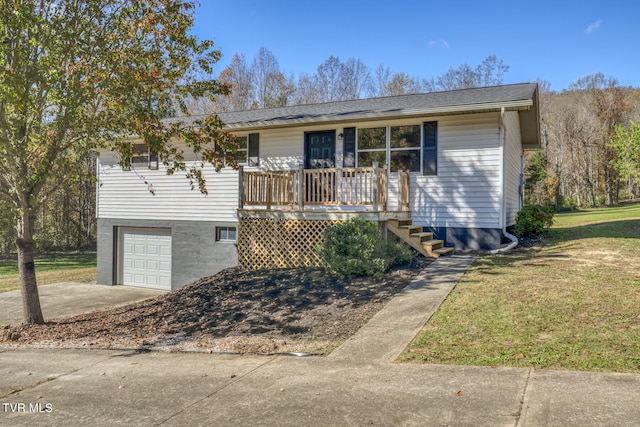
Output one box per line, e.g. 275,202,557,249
512,204,555,238
384,242,414,266
318,217,413,277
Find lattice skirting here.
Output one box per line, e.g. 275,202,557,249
238,218,344,270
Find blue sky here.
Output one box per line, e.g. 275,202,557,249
192,0,639,91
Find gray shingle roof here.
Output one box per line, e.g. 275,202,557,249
215,83,538,131
170,82,540,148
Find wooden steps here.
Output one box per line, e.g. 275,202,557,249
387,218,454,259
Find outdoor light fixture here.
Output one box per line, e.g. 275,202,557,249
338,133,344,140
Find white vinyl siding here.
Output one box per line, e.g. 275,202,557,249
97,112,505,229
503,111,524,226
387,113,503,229
97,160,240,222
256,128,304,170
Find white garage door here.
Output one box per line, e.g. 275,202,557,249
120,228,172,290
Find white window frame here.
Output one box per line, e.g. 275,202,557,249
216,226,237,243
356,124,424,173
389,124,421,173
356,126,387,169
231,133,259,166
234,135,248,165
122,143,158,171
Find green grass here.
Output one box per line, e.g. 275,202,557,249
0,253,96,293
403,201,640,372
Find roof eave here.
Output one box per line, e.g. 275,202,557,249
222,100,536,133
519,85,541,150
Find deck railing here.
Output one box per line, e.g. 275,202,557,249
239,162,391,211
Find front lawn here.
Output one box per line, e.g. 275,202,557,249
403,201,640,372
0,253,96,293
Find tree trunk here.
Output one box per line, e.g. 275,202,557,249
16,210,44,325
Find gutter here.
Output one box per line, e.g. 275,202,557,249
491,107,519,255
219,100,534,132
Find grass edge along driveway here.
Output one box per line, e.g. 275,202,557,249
402,202,640,373
0,253,96,293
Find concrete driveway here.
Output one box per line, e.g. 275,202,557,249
0,283,165,326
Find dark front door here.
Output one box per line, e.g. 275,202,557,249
305,131,335,169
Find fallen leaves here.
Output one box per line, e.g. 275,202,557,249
1,259,432,354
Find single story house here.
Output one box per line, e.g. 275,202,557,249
96,83,540,290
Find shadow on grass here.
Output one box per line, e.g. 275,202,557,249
0,252,97,275
550,219,640,242
471,248,572,275
34,253,97,270
467,217,639,281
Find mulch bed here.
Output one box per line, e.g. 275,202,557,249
1,257,433,354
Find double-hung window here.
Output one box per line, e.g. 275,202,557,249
357,127,386,168
390,125,421,172
352,122,438,175
355,123,436,174
234,133,260,166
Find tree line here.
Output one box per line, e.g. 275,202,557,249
189,47,510,112
530,74,640,208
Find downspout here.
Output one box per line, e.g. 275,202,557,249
490,107,518,254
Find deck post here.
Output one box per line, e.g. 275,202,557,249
401,169,410,211
398,170,402,210
372,161,379,211
266,173,272,210
238,165,244,209
298,164,304,210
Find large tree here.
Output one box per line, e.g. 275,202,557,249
250,46,293,108
434,55,509,91
0,0,232,324
217,52,253,111
292,56,372,104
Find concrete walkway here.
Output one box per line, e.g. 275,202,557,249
329,255,476,363
1,256,639,426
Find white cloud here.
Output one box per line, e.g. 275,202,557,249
428,39,449,49
584,20,602,34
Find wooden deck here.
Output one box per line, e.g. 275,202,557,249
236,164,451,267
238,163,411,212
